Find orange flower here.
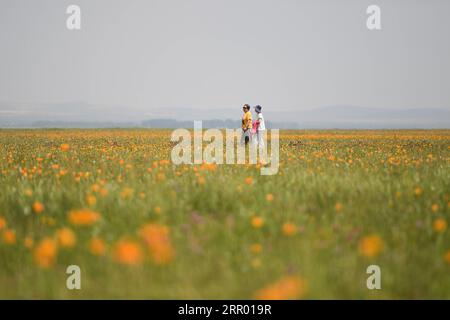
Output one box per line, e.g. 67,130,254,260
34,238,57,268
2,229,16,244
32,201,44,214
359,234,384,257
139,223,175,265
154,206,162,215
433,218,447,233
91,184,100,193
250,243,263,254
56,228,77,248
265,194,274,202
197,176,206,185
282,223,298,236
113,239,143,266
58,169,68,177
60,143,70,152
414,187,423,196
245,177,253,185
251,216,264,229
335,202,343,213
431,204,440,213
24,236,34,249
99,188,109,197
89,238,106,256
0,216,6,230
444,250,450,264
255,276,307,300
68,209,100,226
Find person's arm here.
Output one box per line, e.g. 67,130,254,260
256,114,261,125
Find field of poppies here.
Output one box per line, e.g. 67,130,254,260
0,129,449,299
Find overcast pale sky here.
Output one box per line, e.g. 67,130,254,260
0,0,449,121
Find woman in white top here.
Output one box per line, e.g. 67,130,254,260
254,105,265,148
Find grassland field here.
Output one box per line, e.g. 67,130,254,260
0,129,449,299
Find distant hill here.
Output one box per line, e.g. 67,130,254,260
292,106,450,129
0,102,449,129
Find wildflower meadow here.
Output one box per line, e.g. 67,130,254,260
0,129,449,299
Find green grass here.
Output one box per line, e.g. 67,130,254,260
0,129,449,299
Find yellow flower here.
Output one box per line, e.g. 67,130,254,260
34,237,57,268
120,187,134,199
433,218,447,233
89,238,106,256
60,143,70,152
68,209,101,226
282,223,298,236
250,243,263,254
255,276,307,300
359,234,384,257
335,202,343,213
85,194,97,206
251,258,262,269
40,216,56,226
113,239,143,266
251,216,264,229
32,201,44,214
265,193,274,202
2,229,16,245
56,228,77,248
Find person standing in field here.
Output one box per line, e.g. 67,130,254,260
253,105,265,149
241,104,252,145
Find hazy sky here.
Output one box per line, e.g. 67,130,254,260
1,0,449,120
